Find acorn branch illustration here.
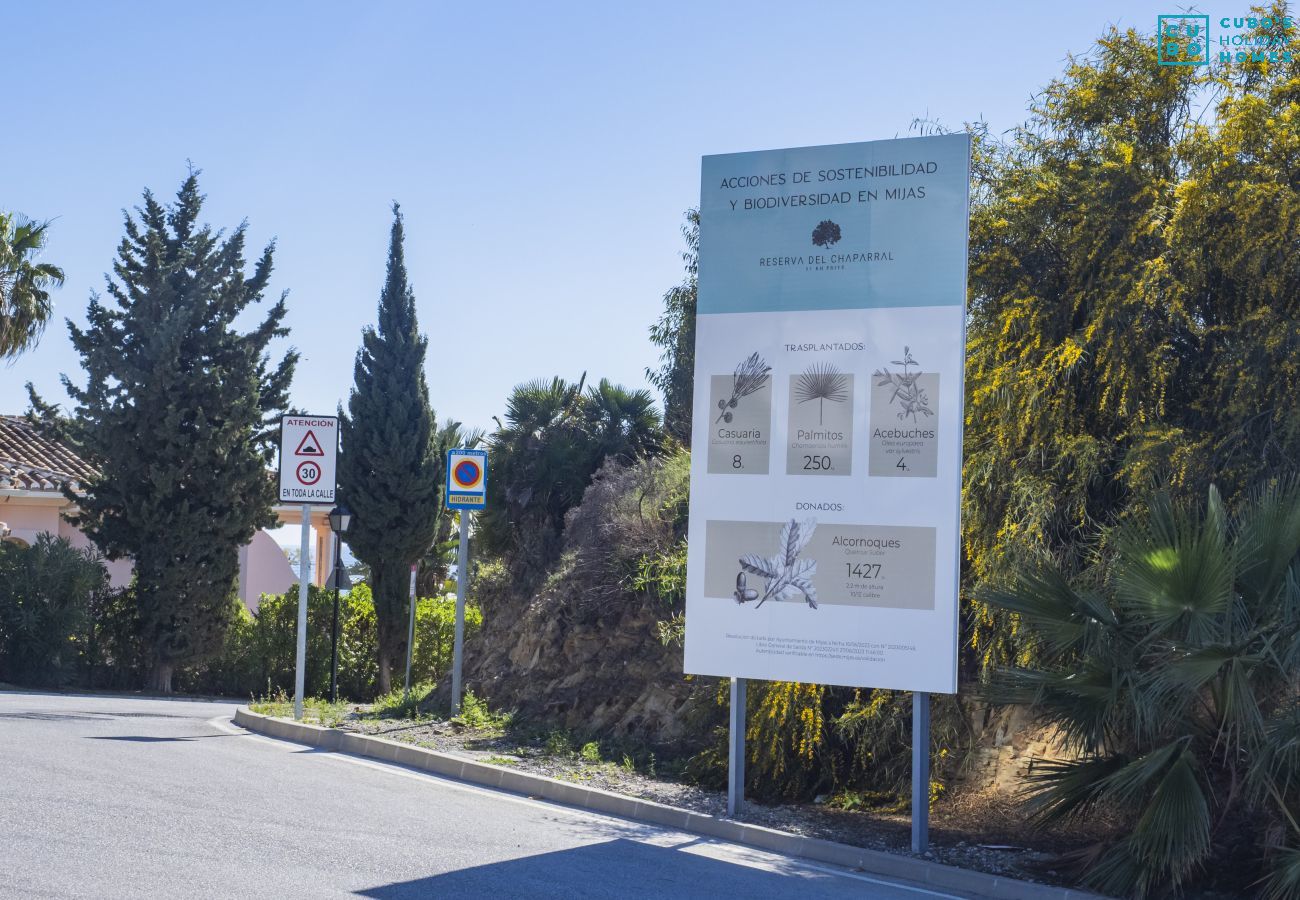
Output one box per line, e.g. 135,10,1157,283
793,362,849,425
733,518,819,609
873,346,934,422
715,351,771,423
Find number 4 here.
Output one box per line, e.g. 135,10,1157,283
896,457,908,471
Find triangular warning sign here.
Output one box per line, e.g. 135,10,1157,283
295,430,325,456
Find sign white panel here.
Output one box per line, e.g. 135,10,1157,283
278,415,338,504
683,134,971,694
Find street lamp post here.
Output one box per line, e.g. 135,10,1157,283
326,505,352,703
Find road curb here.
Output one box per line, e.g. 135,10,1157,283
233,708,1106,900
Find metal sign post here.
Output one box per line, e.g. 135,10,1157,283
445,448,487,717
404,563,417,699
294,505,310,720
279,415,339,722
727,677,747,817
912,691,930,852
452,515,469,715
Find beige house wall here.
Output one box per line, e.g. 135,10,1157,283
1,492,339,609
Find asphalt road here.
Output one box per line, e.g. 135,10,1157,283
0,692,965,899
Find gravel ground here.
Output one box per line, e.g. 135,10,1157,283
315,712,1100,890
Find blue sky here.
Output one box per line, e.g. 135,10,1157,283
3,0,1189,433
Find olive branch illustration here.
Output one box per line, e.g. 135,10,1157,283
873,346,934,422
733,518,818,609
715,351,772,423
793,362,849,425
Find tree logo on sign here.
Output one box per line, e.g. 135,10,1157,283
811,220,842,248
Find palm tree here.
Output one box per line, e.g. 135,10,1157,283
585,377,663,463
984,482,1300,898
0,213,65,358
478,374,664,580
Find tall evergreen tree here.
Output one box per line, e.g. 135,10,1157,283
646,209,698,445
59,174,296,691
338,204,441,693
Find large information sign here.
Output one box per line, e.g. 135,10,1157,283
683,135,970,694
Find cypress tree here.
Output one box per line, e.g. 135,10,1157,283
61,173,296,692
338,204,441,693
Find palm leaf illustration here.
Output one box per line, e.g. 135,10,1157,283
793,363,849,425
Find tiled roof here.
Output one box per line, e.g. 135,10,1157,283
0,415,97,493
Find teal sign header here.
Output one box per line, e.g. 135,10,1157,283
698,134,971,315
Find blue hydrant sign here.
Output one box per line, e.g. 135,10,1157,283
446,448,488,510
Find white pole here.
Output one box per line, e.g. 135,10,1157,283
293,505,311,720
404,563,417,699
727,676,747,816
451,512,469,715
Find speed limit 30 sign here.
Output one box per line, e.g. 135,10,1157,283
279,415,338,503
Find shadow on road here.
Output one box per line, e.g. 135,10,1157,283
354,838,843,899
87,734,235,742
0,712,114,721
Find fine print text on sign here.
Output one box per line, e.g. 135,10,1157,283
683,134,971,695
446,448,488,510
279,415,338,504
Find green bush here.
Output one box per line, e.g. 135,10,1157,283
180,582,481,702
409,593,482,686
0,534,108,686
180,583,377,699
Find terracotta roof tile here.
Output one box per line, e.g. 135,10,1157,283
0,415,98,493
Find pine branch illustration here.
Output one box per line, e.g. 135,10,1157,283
715,351,772,423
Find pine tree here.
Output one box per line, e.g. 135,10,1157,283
60,173,296,692
338,204,441,693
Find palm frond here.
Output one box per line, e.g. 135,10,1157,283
1022,753,1130,823
1236,476,1300,615
1261,845,1300,900
1114,489,1234,643
1126,749,1211,892
979,564,1117,656
1247,701,1300,813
